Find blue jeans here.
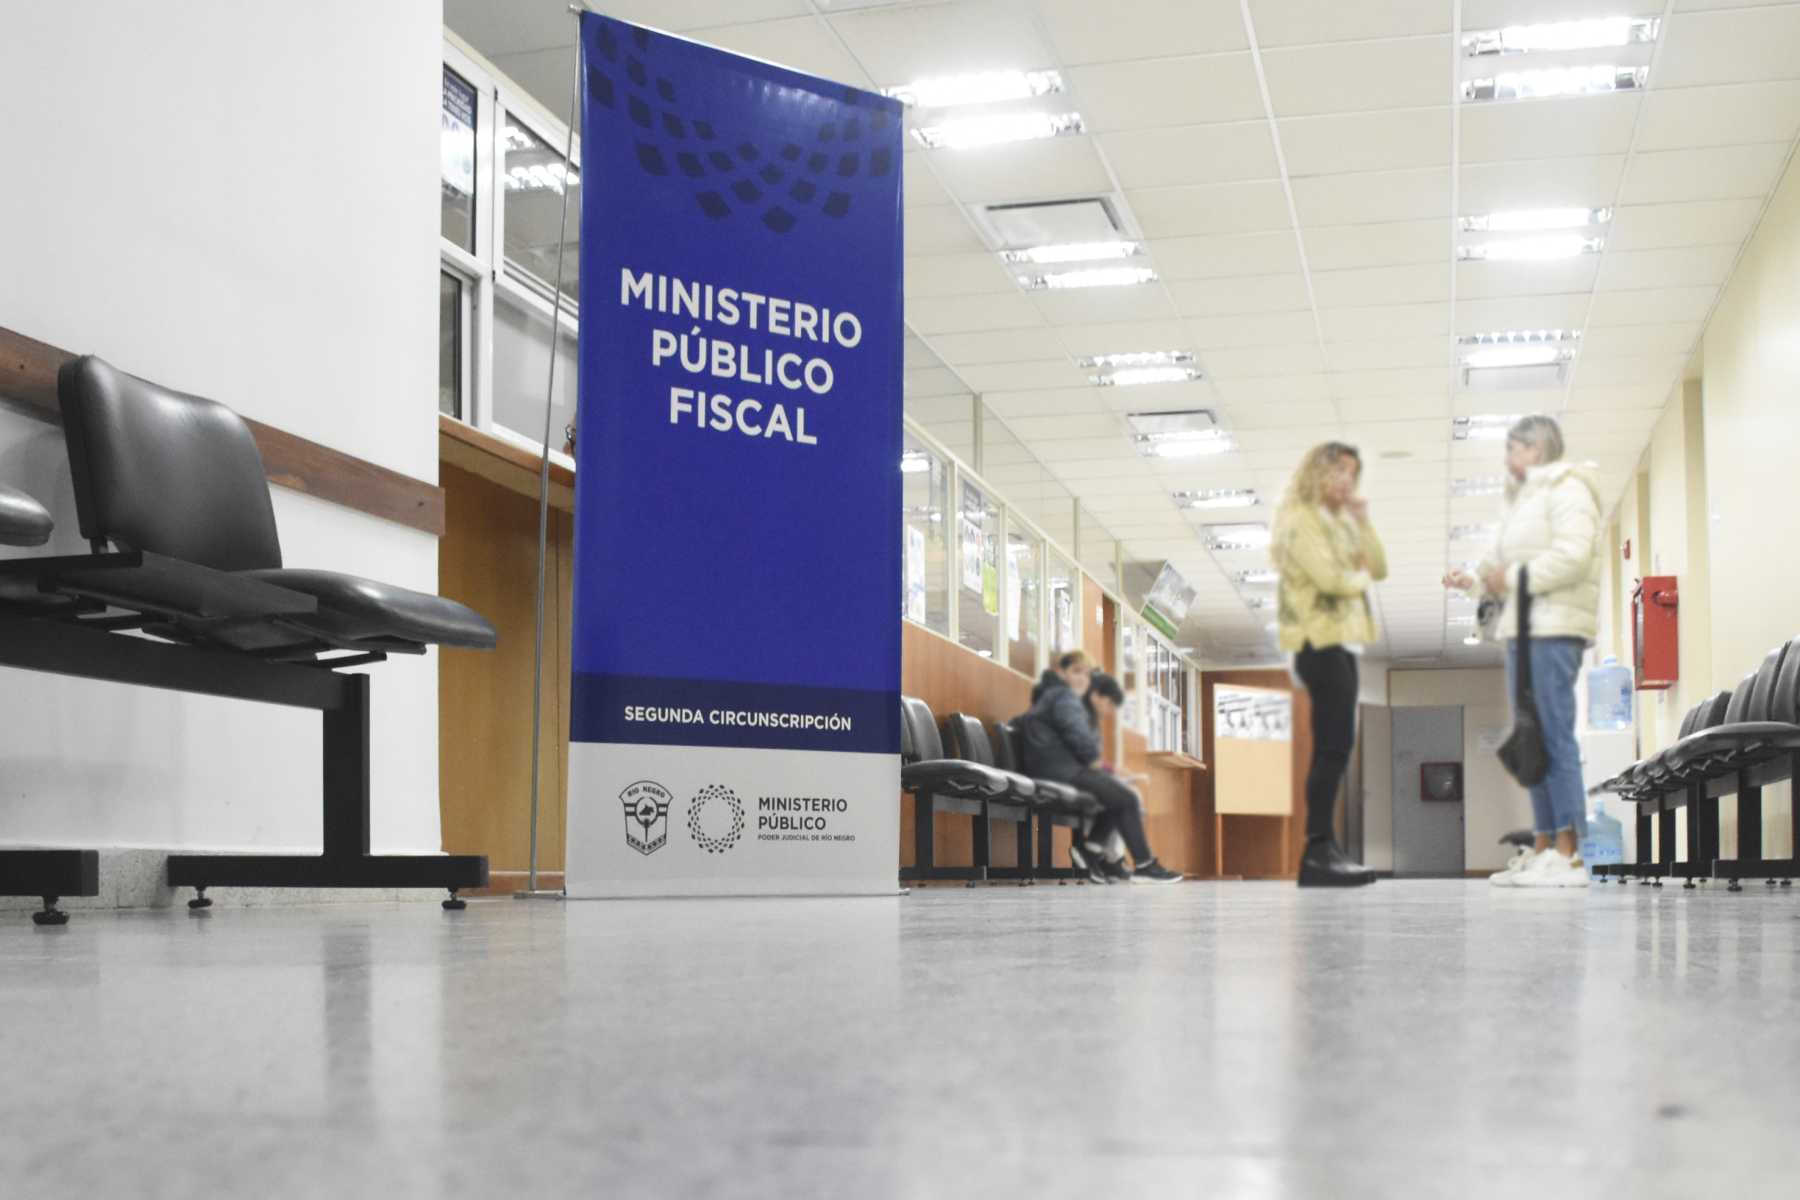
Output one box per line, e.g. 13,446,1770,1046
1505,637,1588,839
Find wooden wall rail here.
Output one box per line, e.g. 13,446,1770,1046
1,325,446,537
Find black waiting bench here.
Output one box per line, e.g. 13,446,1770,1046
0,356,498,923
899,694,1100,885
1594,635,1800,890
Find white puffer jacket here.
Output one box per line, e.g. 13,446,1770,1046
1476,461,1604,644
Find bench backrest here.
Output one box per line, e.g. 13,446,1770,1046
1677,704,1703,739
1722,671,1759,725
1773,636,1800,725
993,721,1026,774
1745,642,1790,722
944,712,998,768
900,695,947,762
57,356,282,571
1698,689,1732,731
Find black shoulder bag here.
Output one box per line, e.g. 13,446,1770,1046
1498,566,1551,787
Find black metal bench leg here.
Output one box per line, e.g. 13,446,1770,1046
1655,806,1676,886
1017,812,1034,886
1634,807,1653,883
1,849,98,925
166,674,487,898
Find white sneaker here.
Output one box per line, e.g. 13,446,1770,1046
1513,849,1590,889
1489,848,1540,888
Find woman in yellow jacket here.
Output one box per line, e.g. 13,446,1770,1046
1271,442,1387,887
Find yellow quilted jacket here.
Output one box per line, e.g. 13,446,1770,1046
1272,505,1387,653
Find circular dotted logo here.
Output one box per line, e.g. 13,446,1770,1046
687,784,745,854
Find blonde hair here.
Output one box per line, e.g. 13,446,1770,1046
1507,414,1565,463
1272,442,1360,567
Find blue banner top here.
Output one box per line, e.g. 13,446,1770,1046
572,13,903,742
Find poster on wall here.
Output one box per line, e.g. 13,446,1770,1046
565,13,903,897
905,526,926,624
1214,685,1292,742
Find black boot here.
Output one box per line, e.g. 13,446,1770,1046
1297,838,1376,888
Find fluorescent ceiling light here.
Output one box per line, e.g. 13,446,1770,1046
505,161,579,193
1237,568,1278,585
1176,488,1259,511
1003,240,1140,266
1463,635,1483,647
1458,235,1603,262
1448,615,1477,628
1139,429,1231,459
1462,344,1572,369
912,111,1083,150
1204,522,1269,551
1458,330,1582,347
1460,208,1610,233
1453,415,1520,442
1078,350,1192,369
1464,65,1647,102
1450,476,1506,498
1463,17,1659,57
883,69,1064,109
1023,265,1157,290
900,451,931,474
1450,523,1498,542
1095,365,1200,387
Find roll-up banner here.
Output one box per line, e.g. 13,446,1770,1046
566,13,903,897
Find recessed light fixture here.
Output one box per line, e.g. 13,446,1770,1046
1078,350,1191,369
1448,615,1477,628
1022,265,1157,290
1238,568,1279,585
1463,65,1648,103
900,451,932,474
912,110,1084,150
1128,409,1229,459
1094,365,1201,387
1463,635,1483,647
1204,522,1270,551
1453,415,1521,442
1458,330,1582,347
1460,208,1611,234
1463,17,1659,57
1463,343,1574,369
1458,235,1604,262
1450,523,1498,542
882,69,1064,109
1175,488,1258,511
1003,241,1141,265
1450,476,1506,498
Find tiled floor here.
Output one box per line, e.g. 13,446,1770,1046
2,880,1797,1198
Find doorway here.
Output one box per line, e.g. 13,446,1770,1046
1391,706,1465,876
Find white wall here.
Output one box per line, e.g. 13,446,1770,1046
0,0,445,852
1388,668,1532,872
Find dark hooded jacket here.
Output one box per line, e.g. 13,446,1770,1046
1022,670,1100,783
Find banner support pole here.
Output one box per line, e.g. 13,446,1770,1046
517,5,585,901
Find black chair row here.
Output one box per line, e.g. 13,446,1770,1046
898,694,1101,886
1,356,499,923
1594,636,1800,891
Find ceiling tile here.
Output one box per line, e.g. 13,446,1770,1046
904,366,967,398
690,16,871,86
1619,144,1790,205
1656,6,1800,89
1030,284,1181,326
1337,394,1448,421
1312,263,1450,308
1579,323,1702,358
1325,338,1453,371
1003,413,1130,441
1099,124,1279,189
905,252,1017,298
928,327,1070,365
1222,399,1340,429
1586,286,1720,326
905,291,1042,335
1595,244,1740,291
1261,37,1452,118
1607,198,1766,250
1039,0,1248,64
926,136,1113,205
827,0,1053,86
1459,93,1639,163
1187,310,1326,347
1150,232,1304,280
1458,156,1624,213
1129,181,1294,238
1455,292,1592,333
1636,81,1800,152
1279,108,1452,177
1331,367,1447,397
1564,384,1669,411
903,153,956,208
905,205,988,254
1318,302,1449,340
1204,343,1327,379
1301,220,1450,270
1051,319,1194,357
1455,257,1602,300
1248,0,1451,47
1572,355,1686,389
1212,374,1335,403
1291,167,1451,225
959,361,1091,393
1067,54,1267,132
1166,274,1312,317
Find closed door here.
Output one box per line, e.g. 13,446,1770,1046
1392,706,1465,876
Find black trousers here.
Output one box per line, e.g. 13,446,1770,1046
1293,643,1358,844
1072,767,1153,864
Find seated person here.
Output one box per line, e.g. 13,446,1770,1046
1084,671,1148,877
1023,651,1182,884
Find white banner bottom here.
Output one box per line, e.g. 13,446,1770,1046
564,742,901,898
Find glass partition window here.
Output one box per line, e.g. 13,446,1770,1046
1121,619,1142,731
439,272,464,419
502,111,580,310
957,479,1001,661
1006,524,1044,677
492,294,577,452
902,437,950,636
441,67,477,253
1048,553,1078,656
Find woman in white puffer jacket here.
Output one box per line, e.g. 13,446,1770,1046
1443,415,1602,888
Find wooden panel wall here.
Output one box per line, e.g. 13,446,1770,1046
437,462,573,882
1199,669,1312,879
1120,729,1208,877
